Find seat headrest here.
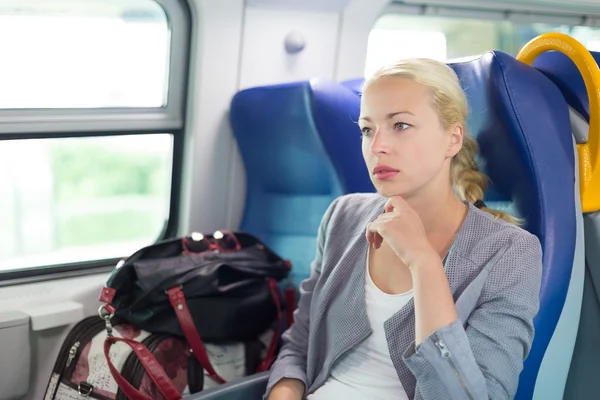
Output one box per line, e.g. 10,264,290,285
531,50,600,121
309,78,374,194
339,78,365,96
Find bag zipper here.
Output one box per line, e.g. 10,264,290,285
63,318,107,378
43,316,105,398
434,334,474,400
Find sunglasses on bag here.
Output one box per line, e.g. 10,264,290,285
181,229,242,255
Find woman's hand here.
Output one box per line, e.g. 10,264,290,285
367,196,459,344
366,195,436,269
268,378,305,400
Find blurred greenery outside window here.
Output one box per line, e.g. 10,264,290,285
366,13,600,76
0,0,174,272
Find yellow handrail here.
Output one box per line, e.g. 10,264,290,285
517,32,600,213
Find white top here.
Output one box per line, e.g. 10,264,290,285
308,250,414,400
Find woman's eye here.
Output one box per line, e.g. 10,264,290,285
395,122,410,131
360,127,373,136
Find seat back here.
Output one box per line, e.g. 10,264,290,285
449,52,579,400
230,80,372,287
531,50,600,400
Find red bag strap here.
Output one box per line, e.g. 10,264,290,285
167,279,284,380
103,336,182,400
284,286,296,328
166,287,226,384
256,278,283,372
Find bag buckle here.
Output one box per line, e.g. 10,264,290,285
165,284,183,295
78,381,93,397
98,304,115,337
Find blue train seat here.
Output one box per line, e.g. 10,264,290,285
532,50,600,400
229,79,372,288
339,77,364,96
450,52,581,400
191,51,578,399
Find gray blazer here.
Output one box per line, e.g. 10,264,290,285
265,193,543,400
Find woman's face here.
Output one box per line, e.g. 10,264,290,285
359,76,463,199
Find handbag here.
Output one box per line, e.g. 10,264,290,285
97,230,294,400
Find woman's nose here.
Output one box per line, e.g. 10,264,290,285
370,130,390,155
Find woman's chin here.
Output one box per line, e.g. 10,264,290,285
374,183,410,199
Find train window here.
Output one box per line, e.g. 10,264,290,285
366,13,600,76
0,134,173,272
0,0,169,108
0,0,189,280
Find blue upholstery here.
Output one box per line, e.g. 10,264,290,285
448,52,576,400
230,80,372,287
230,81,342,287
532,50,600,121
310,79,374,194
340,77,365,96
204,51,577,400
530,50,600,400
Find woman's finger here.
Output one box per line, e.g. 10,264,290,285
367,220,386,249
366,222,374,244
376,212,398,222
374,232,383,249
385,195,408,213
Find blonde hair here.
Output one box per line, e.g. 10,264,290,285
364,58,521,225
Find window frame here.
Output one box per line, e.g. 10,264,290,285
0,0,191,283
385,1,600,27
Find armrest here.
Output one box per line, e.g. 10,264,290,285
186,371,269,400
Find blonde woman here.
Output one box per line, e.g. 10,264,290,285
265,59,542,400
